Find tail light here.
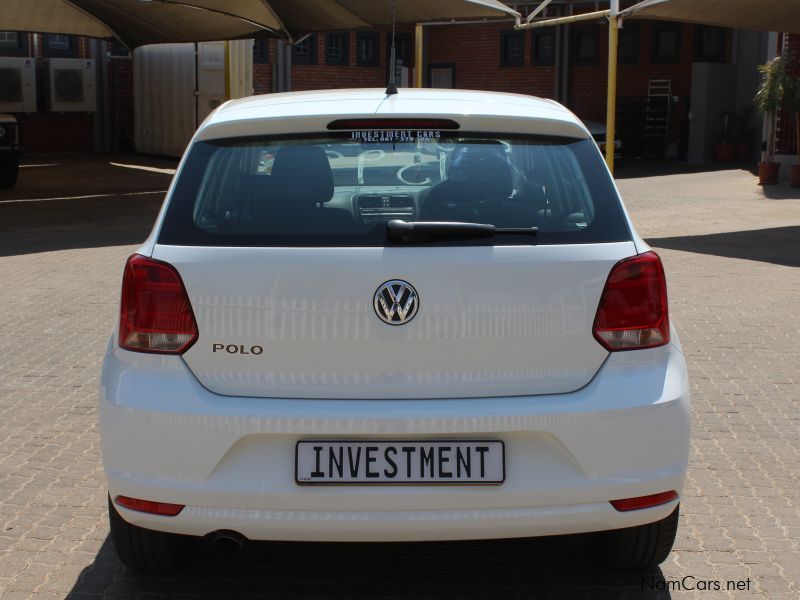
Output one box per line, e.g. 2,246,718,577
115,495,185,516
327,118,459,130
610,490,678,512
119,254,198,354
593,251,669,351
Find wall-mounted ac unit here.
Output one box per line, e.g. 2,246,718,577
0,57,37,113
49,58,96,112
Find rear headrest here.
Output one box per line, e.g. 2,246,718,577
270,145,334,205
447,144,513,197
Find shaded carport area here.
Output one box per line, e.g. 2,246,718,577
0,156,174,256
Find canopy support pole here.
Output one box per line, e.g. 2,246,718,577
605,1,620,173
224,40,232,101
415,23,424,88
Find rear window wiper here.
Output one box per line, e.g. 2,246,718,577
387,220,538,244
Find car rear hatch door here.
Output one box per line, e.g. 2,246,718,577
153,241,635,399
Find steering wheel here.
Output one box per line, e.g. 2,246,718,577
397,163,432,186
324,149,344,160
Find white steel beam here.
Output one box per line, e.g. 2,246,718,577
516,9,611,29
525,0,554,23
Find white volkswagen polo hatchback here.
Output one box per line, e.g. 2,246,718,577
100,89,690,572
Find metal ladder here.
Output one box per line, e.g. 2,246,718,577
645,79,672,158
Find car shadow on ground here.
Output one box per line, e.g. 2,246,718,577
614,159,758,180
647,226,800,268
67,535,673,599
0,193,164,257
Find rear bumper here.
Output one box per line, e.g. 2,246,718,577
100,342,690,541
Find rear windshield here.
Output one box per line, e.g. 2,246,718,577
158,131,630,246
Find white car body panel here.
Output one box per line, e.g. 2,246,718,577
100,88,690,543
155,242,634,399
100,341,689,541
195,89,590,142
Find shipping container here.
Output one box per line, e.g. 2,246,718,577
134,41,253,157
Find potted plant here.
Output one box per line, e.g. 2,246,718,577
713,112,737,163
754,56,788,184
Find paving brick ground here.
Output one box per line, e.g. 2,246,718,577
0,159,798,599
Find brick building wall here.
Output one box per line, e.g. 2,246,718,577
570,21,695,144
427,23,555,97
1,13,753,159
428,19,733,152
292,32,391,91
108,53,134,152
252,33,392,95
4,34,96,154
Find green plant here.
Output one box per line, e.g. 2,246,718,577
754,56,789,164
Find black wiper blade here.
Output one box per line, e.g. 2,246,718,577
387,220,537,243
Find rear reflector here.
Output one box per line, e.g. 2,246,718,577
115,495,185,516
327,118,460,130
610,491,679,512
593,251,669,351
119,254,198,354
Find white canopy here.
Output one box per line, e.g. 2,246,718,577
623,0,800,34
1,0,520,47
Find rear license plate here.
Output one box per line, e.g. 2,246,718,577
295,440,505,485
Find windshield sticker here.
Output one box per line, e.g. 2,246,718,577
351,130,442,143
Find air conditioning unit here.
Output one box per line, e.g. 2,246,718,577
49,58,96,112
0,57,37,113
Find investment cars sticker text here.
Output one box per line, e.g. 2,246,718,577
351,130,442,143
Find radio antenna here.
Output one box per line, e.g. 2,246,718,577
385,0,398,95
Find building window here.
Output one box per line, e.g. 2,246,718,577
0,31,18,47
253,36,269,64
652,23,682,63
428,63,456,88
47,35,71,50
356,31,379,67
532,30,555,66
108,40,130,58
44,34,78,57
387,33,412,68
572,27,598,65
694,26,726,62
325,32,349,66
293,35,317,65
500,30,525,66
0,31,29,57
618,24,640,65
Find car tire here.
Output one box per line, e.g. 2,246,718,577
108,496,190,572
594,504,679,570
0,158,19,188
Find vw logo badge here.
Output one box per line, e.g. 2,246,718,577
373,280,419,325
